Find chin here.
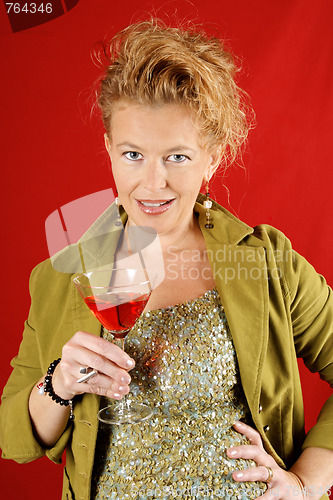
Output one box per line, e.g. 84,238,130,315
142,219,173,236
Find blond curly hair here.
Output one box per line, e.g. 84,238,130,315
96,19,253,169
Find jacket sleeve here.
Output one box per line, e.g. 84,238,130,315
0,263,72,464
281,234,333,451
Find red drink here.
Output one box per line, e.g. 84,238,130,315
84,293,150,338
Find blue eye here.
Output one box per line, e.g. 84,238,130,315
167,154,188,163
124,151,143,161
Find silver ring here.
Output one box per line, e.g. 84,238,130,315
79,366,89,374
76,369,98,384
264,466,274,483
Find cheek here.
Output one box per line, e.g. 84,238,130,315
112,168,132,195
172,166,206,186
115,184,133,200
184,170,207,193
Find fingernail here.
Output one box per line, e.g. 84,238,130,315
113,393,121,398
121,376,131,384
228,449,237,456
234,421,243,428
118,386,127,394
235,472,244,479
126,358,135,368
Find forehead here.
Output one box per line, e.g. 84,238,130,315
109,100,203,147
111,99,193,119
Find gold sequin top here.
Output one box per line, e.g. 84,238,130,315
91,289,266,500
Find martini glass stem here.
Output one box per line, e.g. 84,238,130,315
114,333,130,416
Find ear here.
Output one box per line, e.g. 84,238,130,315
204,148,223,182
104,133,111,156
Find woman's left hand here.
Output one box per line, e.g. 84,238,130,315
227,421,306,499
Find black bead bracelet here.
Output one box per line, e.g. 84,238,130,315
42,358,75,420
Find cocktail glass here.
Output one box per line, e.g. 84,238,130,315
73,268,155,424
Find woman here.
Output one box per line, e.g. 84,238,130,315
1,19,332,500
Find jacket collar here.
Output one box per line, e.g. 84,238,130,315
195,193,254,246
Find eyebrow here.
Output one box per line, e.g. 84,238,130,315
116,142,141,149
116,142,196,154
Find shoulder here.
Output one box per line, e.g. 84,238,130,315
247,224,329,305
30,258,73,284
244,224,293,253
29,258,74,305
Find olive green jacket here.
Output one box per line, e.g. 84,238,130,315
1,198,332,500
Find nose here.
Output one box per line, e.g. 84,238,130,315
142,160,167,192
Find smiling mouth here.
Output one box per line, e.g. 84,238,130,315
136,199,175,214
140,200,171,207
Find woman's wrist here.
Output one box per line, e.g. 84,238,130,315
289,448,333,499
287,471,305,494
42,359,75,419
51,361,76,401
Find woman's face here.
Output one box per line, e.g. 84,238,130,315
105,101,219,240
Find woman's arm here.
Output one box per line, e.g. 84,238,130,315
28,373,71,448
1,259,135,456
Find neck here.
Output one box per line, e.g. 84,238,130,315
129,212,203,252
160,218,203,253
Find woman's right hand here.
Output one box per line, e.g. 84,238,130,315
28,330,135,448
52,331,135,401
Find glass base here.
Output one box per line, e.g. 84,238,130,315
98,401,153,425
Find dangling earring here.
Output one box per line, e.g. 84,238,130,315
203,185,214,229
114,197,123,227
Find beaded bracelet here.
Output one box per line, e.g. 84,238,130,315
41,358,75,420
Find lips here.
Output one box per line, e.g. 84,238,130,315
136,199,175,215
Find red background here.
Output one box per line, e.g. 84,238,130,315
0,0,332,498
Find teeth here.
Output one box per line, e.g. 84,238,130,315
141,201,168,207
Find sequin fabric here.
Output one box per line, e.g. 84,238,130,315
91,289,266,499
